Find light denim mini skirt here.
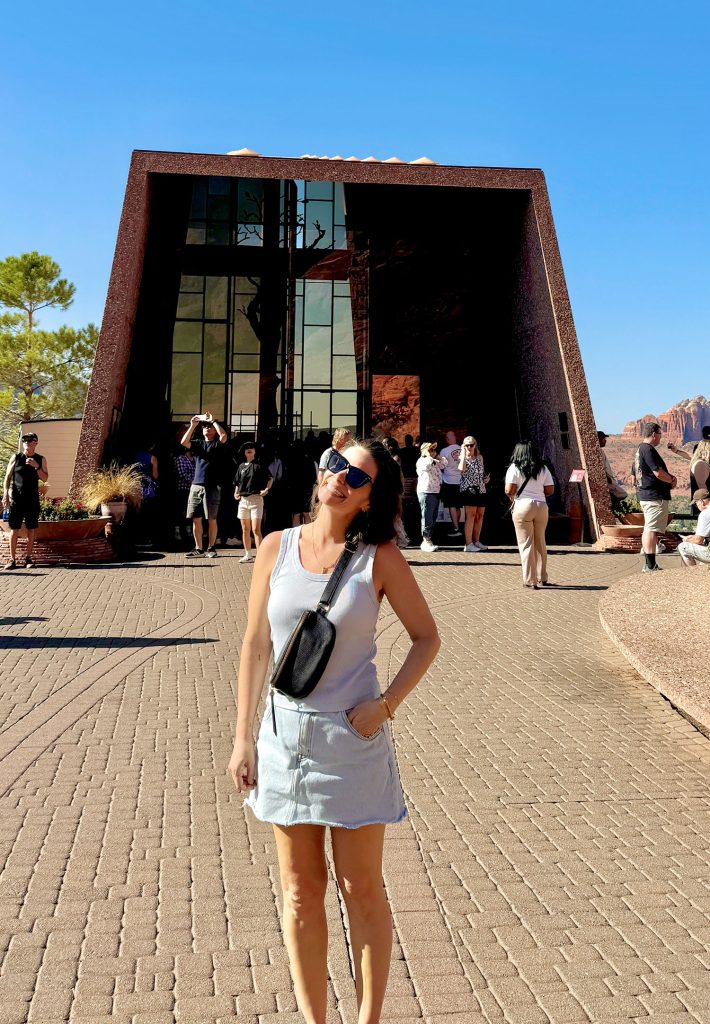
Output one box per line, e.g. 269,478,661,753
246,705,407,829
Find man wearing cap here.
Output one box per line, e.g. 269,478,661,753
597,431,627,505
2,433,49,569
677,489,710,568
634,421,677,573
180,414,228,558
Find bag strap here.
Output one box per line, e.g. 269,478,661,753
317,536,360,613
516,474,532,500
503,473,532,517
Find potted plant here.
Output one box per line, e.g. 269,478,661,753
79,462,144,523
612,494,674,528
0,496,110,541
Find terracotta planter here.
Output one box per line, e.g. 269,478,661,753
0,517,110,541
602,523,643,539
100,501,128,523
622,512,675,527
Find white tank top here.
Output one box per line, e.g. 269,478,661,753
268,527,381,712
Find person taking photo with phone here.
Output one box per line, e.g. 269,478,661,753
180,413,228,558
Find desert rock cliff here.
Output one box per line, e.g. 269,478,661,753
622,396,710,443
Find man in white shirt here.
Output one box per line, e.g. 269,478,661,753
677,489,710,567
439,430,462,535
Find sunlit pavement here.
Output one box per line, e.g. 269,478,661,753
1,545,709,1024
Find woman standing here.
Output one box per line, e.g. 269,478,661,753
415,441,446,553
458,435,489,553
229,439,440,1024
504,440,555,589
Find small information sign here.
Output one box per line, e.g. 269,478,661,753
569,469,587,483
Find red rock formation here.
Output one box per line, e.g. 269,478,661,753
622,397,710,443
623,414,657,437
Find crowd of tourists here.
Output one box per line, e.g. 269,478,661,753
4,417,710,582
162,417,561,589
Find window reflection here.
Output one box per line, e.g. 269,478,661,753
290,278,357,438
295,181,347,251
171,275,231,422
175,178,354,435
186,175,347,252
171,354,201,414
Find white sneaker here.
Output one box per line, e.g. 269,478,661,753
474,542,488,551
464,543,478,553
239,553,254,563
655,541,666,554
420,539,438,553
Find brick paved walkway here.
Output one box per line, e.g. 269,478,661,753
1,546,709,1024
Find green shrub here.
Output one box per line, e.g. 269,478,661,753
38,497,89,521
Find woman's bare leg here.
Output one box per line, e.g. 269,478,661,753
273,824,329,1024
472,507,485,545
253,518,263,549
332,824,391,1024
463,508,475,546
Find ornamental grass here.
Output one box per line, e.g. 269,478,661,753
79,462,144,512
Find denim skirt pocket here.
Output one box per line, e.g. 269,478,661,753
339,710,383,742
246,705,406,829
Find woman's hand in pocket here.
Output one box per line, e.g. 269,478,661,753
347,699,386,738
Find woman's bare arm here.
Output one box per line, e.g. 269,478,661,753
374,542,440,712
234,531,281,741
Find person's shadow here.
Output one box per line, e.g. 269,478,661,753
0,636,216,650
0,615,49,626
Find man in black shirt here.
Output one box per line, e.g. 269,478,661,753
2,432,49,569
181,414,228,558
634,421,677,573
234,443,272,562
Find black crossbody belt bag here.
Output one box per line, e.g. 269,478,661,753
268,537,359,732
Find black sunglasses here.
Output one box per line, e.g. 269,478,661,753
326,449,372,489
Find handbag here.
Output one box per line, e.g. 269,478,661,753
502,474,532,516
268,535,360,732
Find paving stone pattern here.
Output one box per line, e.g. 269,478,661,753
0,546,709,1023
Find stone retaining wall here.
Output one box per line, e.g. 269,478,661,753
0,535,114,566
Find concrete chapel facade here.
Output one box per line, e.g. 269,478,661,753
73,149,614,539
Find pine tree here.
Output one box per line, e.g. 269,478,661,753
0,252,97,458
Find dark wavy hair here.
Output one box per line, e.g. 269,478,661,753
510,440,545,479
312,437,402,544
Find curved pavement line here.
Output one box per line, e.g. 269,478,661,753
599,603,710,740
0,573,222,796
0,577,194,739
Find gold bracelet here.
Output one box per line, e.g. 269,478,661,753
380,694,395,721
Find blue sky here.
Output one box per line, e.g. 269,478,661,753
2,0,708,433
